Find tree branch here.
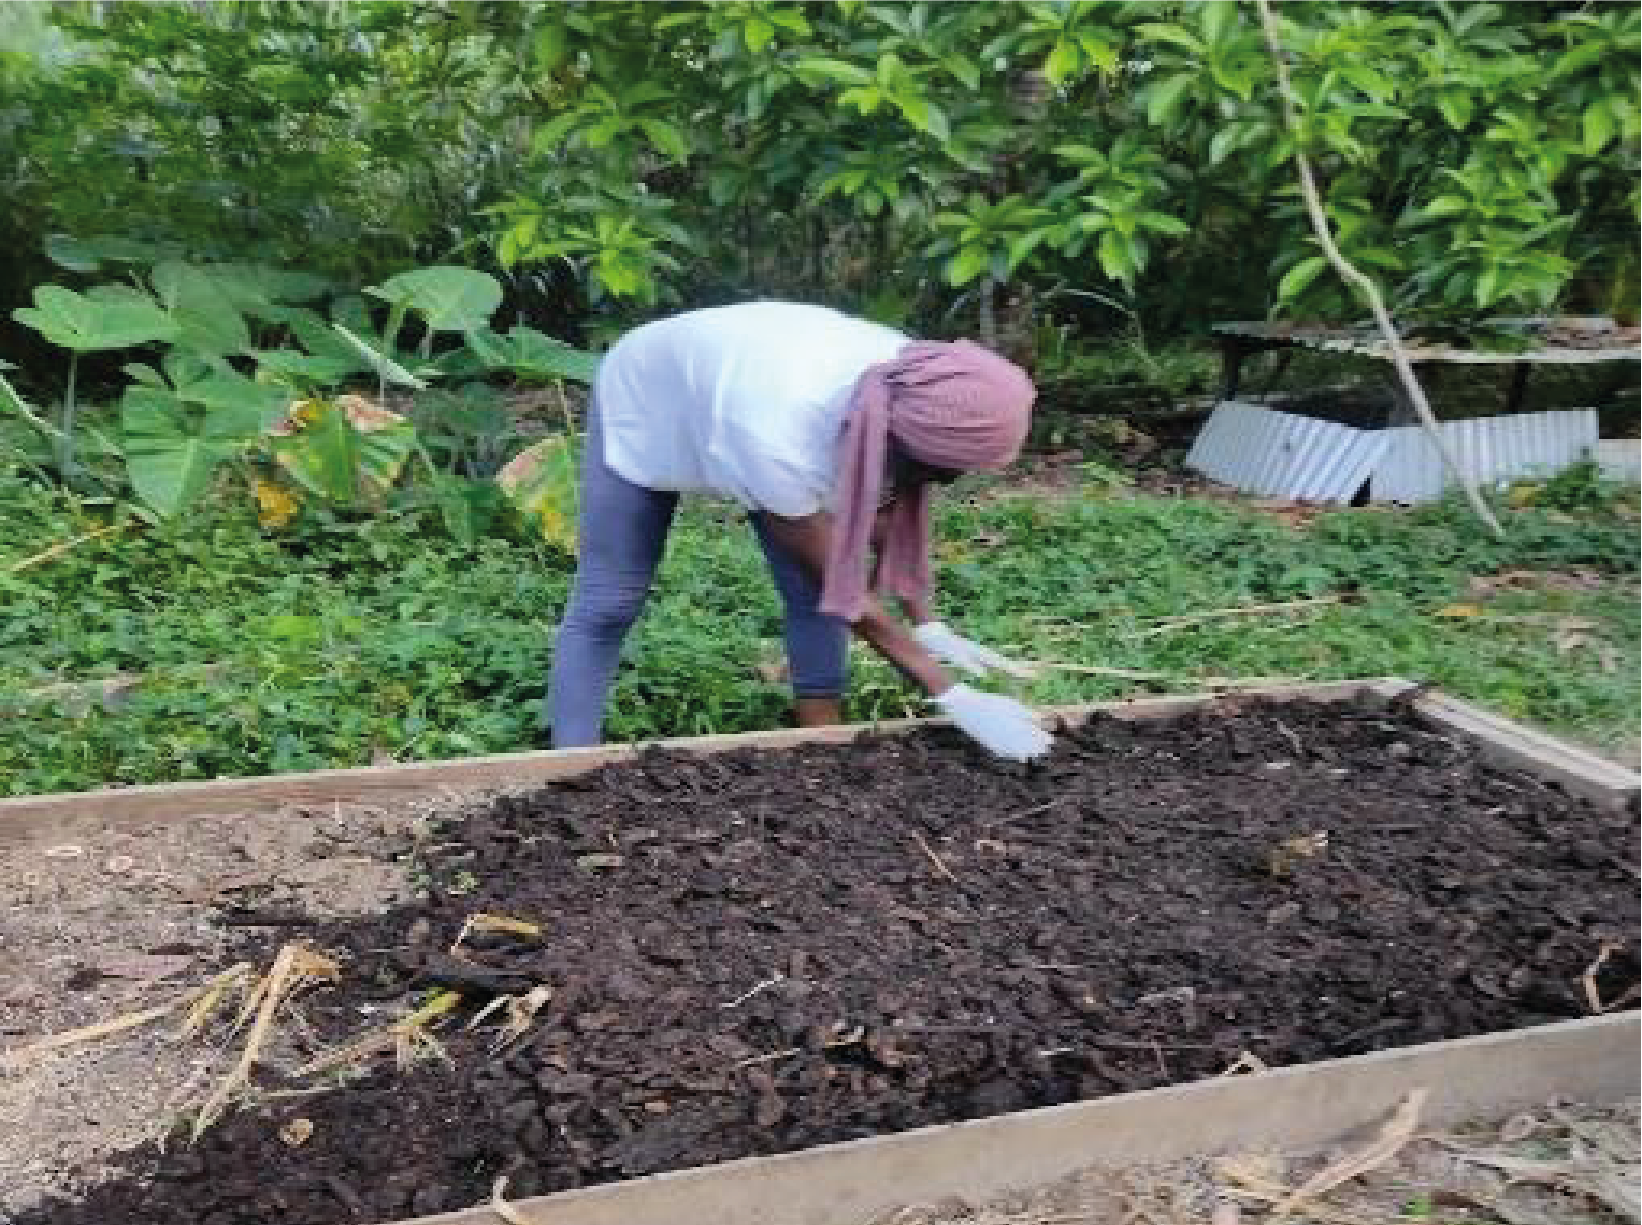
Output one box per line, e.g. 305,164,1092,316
1251,0,1505,537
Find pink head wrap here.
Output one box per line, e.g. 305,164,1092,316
820,339,1035,621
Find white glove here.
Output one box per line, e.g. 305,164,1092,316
932,684,1053,761
913,621,1037,680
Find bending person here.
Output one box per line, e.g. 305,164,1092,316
546,301,1050,761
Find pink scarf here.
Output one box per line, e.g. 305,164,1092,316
820,340,1035,621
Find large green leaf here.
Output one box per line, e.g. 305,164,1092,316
947,246,991,287
252,349,364,385
426,469,508,547
1144,72,1196,127
332,324,432,389
43,234,183,273
121,386,261,517
1277,255,1328,300
250,308,372,386
365,266,502,334
151,261,252,356
1583,102,1615,154
476,326,602,384
1044,38,1080,85
286,310,370,367
14,285,180,352
269,396,417,507
214,263,330,307
170,370,290,428
43,234,106,274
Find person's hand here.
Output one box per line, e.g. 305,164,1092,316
932,684,1052,761
913,621,1036,680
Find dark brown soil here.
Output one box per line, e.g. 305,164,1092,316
18,695,1639,1225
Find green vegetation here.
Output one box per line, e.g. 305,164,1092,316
1,2,1637,796
4,470,1634,797
4,258,594,550
3,2,1636,355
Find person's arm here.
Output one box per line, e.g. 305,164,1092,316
758,510,952,696
759,509,1052,762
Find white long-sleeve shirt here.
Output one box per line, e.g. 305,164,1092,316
594,302,908,516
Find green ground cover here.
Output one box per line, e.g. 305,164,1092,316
3,469,1635,797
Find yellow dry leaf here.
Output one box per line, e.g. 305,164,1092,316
253,478,301,528
269,399,322,436
334,394,405,432
1434,603,1484,618
466,914,541,938
449,912,542,954
272,395,401,437
496,436,578,555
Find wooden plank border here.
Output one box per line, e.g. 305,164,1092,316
406,1013,1639,1225
3,678,1632,838
6,678,1633,1220
1404,689,1640,807
0,679,1389,837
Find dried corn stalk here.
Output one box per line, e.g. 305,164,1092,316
467,984,554,1054
192,944,341,1138
294,989,463,1079
0,961,255,1071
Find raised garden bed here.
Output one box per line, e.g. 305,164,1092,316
4,682,1637,1225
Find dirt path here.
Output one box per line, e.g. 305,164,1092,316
0,802,426,1215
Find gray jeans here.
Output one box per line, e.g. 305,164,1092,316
545,397,848,746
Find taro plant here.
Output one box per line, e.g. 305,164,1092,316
12,284,178,483
5,258,599,550
365,265,504,359
119,355,289,517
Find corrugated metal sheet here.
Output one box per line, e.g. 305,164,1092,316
1186,401,1387,502
1596,439,1641,483
1186,402,1601,505
1370,409,1599,503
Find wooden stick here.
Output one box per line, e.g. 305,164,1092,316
1580,940,1630,1014
1133,596,1342,638
1274,1088,1427,1214
735,1047,801,1069
7,522,127,574
1030,661,1309,689
489,1176,535,1224
0,1002,178,1070
1253,0,1504,538
912,831,961,884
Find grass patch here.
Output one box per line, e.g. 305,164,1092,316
1,470,1636,796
